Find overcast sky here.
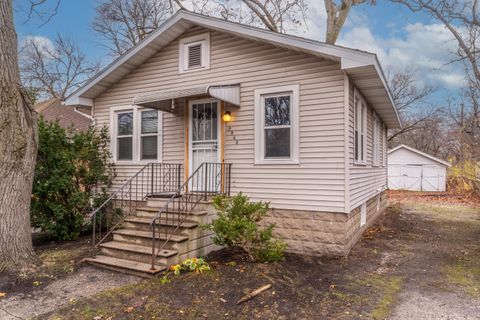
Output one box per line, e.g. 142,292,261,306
14,0,462,104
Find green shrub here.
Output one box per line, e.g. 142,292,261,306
31,118,115,240
205,193,286,262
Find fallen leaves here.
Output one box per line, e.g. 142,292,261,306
0,292,7,298
124,306,135,313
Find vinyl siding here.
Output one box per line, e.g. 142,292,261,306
348,79,388,210
94,26,347,212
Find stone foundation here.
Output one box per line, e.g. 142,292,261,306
264,191,388,256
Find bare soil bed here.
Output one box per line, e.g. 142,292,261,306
2,191,479,319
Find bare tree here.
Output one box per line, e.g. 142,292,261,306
391,113,447,157
392,0,480,84
94,0,309,56
0,0,39,270
324,0,373,44
93,0,174,56
386,68,436,142
20,33,100,100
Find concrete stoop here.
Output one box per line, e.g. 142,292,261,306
84,197,218,277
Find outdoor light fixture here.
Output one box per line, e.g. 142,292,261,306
222,111,231,122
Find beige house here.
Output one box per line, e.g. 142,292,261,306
65,11,400,275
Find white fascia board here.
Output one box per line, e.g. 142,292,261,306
372,57,402,129
64,96,93,107
64,11,186,104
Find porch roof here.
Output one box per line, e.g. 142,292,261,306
133,84,240,112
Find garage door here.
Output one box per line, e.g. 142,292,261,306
388,165,403,189
403,165,422,191
388,165,422,190
388,164,445,191
422,165,445,192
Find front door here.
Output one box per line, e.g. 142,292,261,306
189,99,221,191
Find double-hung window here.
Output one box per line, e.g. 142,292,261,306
116,111,134,161
140,110,159,160
112,107,162,162
354,90,367,164
373,113,381,166
254,85,299,164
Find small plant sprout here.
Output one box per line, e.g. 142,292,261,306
170,257,211,276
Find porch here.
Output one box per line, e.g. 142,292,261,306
84,159,232,276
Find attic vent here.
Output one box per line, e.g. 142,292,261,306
188,44,202,68
179,33,210,73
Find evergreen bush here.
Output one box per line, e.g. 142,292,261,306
31,118,115,240
205,193,286,262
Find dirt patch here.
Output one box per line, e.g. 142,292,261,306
3,192,480,319
0,236,141,319
0,235,94,296
0,266,140,319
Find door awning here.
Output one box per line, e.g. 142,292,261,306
133,84,240,111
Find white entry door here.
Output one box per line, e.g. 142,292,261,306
189,99,221,191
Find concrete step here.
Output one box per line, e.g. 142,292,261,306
146,197,213,210
134,206,209,223
124,216,198,233
112,228,189,250
113,229,189,241
100,241,179,265
84,255,165,278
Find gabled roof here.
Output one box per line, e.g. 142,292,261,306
65,10,401,128
388,144,451,167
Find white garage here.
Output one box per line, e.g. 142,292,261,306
388,145,451,192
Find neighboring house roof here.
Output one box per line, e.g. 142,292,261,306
35,98,92,132
388,144,451,167
65,10,401,128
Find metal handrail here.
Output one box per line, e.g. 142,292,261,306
91,162,182,247
149,162,232,270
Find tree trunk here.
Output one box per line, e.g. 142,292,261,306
324,0,354,45
0,0,38,270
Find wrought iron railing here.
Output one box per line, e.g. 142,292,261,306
90,163,182,247
149,162,232,270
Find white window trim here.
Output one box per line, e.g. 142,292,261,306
353,88,367,166
373,112,380,167
110,105,163,164
254,84,300,165
178,32,210,73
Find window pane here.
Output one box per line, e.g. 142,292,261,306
355,131,359,160
361,104,366,132
265,128,290,158
264,96,290,126
360,134,364,161
141,110,158,134
355,101,360,130
117,137,132,160
141,136,157,160
117,112,133,136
